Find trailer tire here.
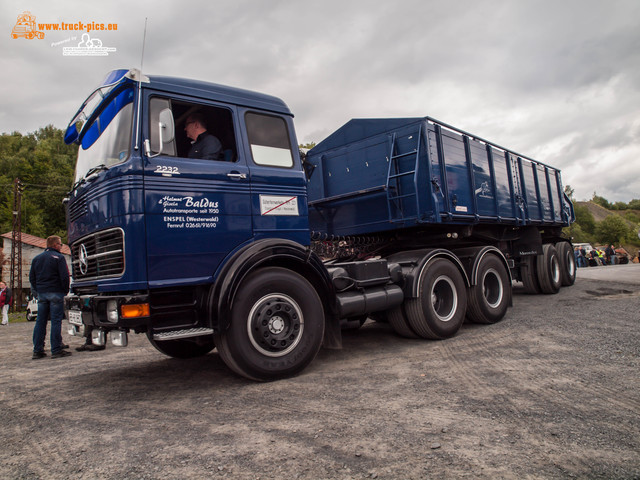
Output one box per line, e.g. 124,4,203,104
214,267,324,381
537,244,561,294
466,254,511,324
555,241,576,286
521,256,542,294
388,306,419,338
147,336,215,359
405,258,467,339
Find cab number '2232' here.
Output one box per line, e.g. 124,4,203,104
155,165,180,176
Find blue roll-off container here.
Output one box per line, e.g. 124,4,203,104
307,116,574,237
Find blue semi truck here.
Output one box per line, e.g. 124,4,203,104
63,69,576,380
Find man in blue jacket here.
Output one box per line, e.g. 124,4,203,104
30,235,71,359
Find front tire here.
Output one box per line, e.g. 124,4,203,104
214,267,324,381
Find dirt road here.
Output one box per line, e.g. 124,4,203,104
1,265,639,479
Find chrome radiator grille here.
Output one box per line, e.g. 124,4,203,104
71,228,125,281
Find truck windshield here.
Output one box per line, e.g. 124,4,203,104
74,88,134,183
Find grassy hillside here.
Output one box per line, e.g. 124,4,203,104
574,201,640,257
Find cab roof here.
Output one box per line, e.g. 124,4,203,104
147,74,293,116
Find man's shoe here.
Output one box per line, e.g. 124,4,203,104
61,344,70,349
32,351,47,359
76,344,105,352
51,350,72,359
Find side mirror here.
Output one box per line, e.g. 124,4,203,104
145,108,175,158
159,108,175,143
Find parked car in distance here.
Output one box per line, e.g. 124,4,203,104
26,296,38,321
573,242,594,254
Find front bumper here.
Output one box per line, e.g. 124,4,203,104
65,293,151,331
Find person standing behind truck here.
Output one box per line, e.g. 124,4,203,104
0,281,11,325
184,112,223,160
30,235,71,359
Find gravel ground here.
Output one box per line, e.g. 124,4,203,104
0,264,639,479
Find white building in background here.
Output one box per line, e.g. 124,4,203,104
0,232,71,294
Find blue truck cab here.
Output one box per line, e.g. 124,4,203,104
65,69,334,379
64,69,575,380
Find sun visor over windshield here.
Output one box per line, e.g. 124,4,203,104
81,88,134,150
64,68,148,145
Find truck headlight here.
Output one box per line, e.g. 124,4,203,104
106,300,119,323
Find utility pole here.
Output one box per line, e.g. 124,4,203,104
10,178,24,312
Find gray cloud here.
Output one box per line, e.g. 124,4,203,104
1,0,638,202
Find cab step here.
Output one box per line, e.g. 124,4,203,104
153,327,214,341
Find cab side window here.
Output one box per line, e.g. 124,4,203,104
245,112,293,168
149,97,237,161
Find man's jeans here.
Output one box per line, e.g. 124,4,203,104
32,292,65,354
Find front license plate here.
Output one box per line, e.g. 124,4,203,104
68,309,83,326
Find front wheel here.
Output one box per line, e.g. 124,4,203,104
214,267,325,381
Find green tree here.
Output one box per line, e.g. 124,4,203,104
628,198,640,210
595,215,632,245
0,126,76,241
611,201,628,211
573,204,596,234
591,193,611,209
623,211,640,224
564,222,592,244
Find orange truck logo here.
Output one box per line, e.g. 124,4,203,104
11,11,44,39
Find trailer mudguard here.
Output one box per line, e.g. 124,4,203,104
452,246,513,286
386,248,470,298
207,238,339,344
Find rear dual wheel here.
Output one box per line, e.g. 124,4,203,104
521,244,562,294
537,244,562,294
402,258,467,340
555,241,576,286
467,254,511,324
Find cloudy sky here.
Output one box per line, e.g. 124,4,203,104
2,0,639,202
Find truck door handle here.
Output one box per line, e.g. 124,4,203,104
227,172,247,180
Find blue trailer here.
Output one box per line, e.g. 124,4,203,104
63,69,576,380
307,117,573,235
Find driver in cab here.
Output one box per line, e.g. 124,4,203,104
184,112,222,160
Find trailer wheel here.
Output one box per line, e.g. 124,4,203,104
405,258,467,339
521,256,542,294
388,306,419,338
214,267,324,381
147,335,215,359
555,241,576,286
467,254,511,324
537,244,561,294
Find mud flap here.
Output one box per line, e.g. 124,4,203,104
322,312,342,349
